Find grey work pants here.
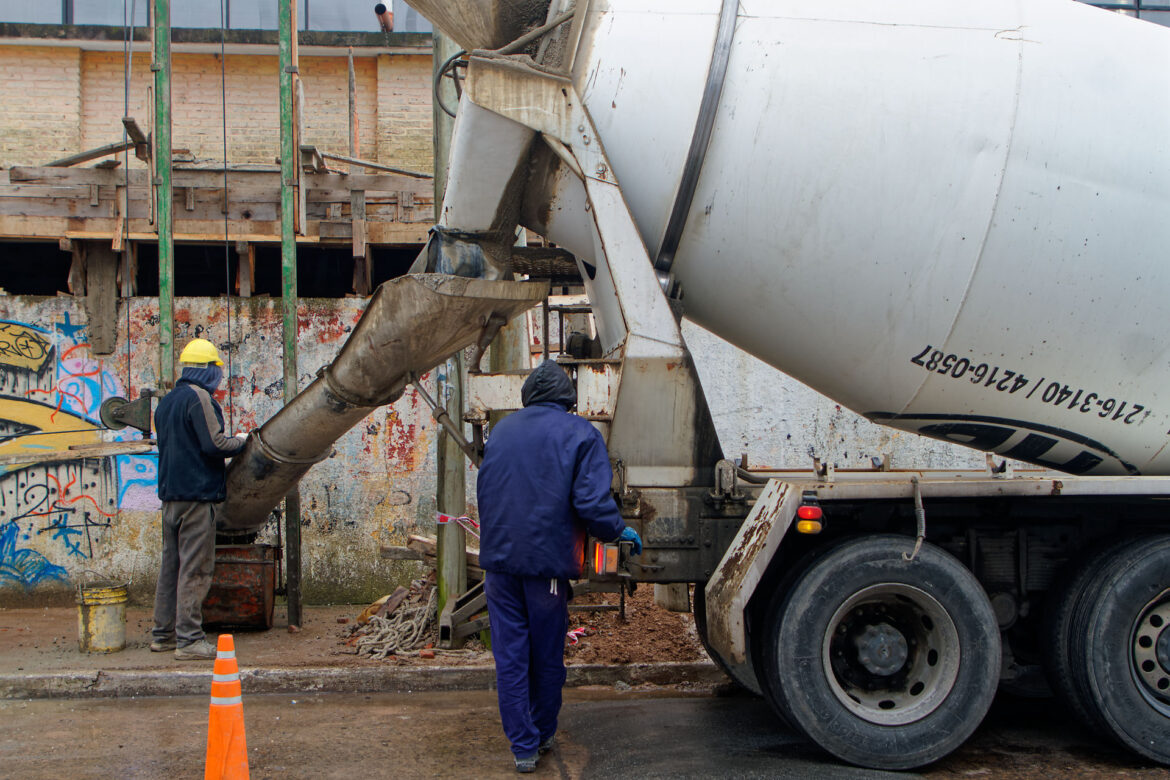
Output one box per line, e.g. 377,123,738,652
151,501,217,645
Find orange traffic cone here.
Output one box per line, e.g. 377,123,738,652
205,634,249,780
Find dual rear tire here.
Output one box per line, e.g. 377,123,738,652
1044,535,1170,764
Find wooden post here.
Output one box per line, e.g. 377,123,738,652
351,190,369,296
112,186,127,252
66,241,86,297
348,47,359,174
436,351,468,618
235,241,254,298
120,242,138,298
433,31,466,620
84,242,119,356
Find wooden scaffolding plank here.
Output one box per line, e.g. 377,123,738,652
47,141,134,168
84,242,118,355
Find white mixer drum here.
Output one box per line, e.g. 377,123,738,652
561,0,1170,475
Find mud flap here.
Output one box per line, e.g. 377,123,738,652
702,480,800,694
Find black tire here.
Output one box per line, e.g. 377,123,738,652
760,535,1001,770
1065,535,1170,764
1042,537,1134,735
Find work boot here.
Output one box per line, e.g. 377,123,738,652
174,639,217,660
514,754,538,773
149,636,177,652
538,736,555,754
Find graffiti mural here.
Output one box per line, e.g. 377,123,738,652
0,317,129,588
0,296,448,603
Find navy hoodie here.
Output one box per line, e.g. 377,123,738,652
476,360,626,579
155,366,244,502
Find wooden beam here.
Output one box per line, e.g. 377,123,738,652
0,441,154,469
122,116,151,162
119,241,138,297
122,116,148,145
67,241,86,296
0,216,431,244
299,144,328,174
348,47,359,175
318,152,432,179
47,140,135,168
111,186,127,252
84,242,119,355
351,189,368,292
11,166,436,194
236,241,255,297
398,191,415,222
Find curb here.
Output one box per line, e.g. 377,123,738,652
0,661,725,700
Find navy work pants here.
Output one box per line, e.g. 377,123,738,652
484,572,569,758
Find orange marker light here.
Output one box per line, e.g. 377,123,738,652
592,542,620,575
795,519,824,534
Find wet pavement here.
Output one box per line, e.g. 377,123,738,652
1,688,1166,779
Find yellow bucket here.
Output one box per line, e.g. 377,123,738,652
77,581,128,653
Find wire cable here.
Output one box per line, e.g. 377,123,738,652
121,0,136,401
220,0,234,433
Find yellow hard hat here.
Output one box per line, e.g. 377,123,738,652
178,338,224,366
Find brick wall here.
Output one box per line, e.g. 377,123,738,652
78,51,151,164
2,45,432,171
0,46,82,168
376,54,434,174
299,55,380,163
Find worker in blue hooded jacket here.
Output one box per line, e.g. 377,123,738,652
150,338,246,661
477,359,642,773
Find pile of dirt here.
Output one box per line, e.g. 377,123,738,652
566,586,704,665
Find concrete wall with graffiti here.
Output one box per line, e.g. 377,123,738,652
0,292,994,606
0,295,443,605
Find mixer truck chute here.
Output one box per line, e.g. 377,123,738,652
222,0,1170,770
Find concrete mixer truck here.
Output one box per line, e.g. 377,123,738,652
219,0,1170,770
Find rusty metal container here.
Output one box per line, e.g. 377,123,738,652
76,580,128,653
202,544,280,630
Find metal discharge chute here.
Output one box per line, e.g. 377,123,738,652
219,274,547,532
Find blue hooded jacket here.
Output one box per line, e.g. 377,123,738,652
476,360,627,579
155,365,244,502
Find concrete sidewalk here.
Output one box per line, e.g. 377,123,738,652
0,604,723,699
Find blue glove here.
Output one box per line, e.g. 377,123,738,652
619,527,643,555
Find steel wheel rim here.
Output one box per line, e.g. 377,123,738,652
1132,588,1170,716
821,583,961,726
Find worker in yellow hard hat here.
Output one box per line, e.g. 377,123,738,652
177,337,224,366
150,337,245,660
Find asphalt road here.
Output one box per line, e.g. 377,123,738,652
1,687,1166,779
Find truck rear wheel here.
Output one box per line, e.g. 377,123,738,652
1061,535,1170,764
1042,537,1134,734
760,535,1000,770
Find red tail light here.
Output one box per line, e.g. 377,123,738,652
797,505,823,521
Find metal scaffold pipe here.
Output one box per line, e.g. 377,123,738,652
278,0,301,625
152,0,174,385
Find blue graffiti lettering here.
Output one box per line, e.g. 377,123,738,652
0,520,68,588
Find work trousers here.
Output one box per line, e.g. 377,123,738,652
484,572,570,758
152,500,217,645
